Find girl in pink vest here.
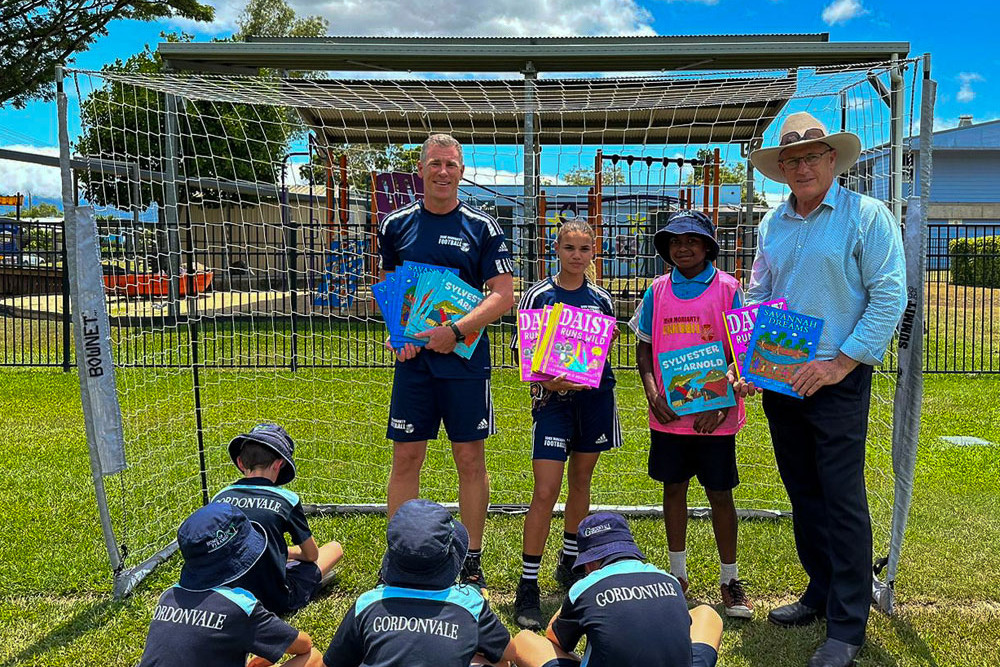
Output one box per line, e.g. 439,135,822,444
628,210,753,619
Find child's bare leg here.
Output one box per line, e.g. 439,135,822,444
278,647,324,667
564,452,600,534
662,480,689,552
316,541,344,577
511,630,579,667
705,488,737,565
689,604,723,650
523,460,565,555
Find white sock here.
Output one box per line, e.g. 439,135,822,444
668,550,688,581
721,562,739,586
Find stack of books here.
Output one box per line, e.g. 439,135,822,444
516,303,616,388
372,261,484,359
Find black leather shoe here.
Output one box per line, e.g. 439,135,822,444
808,638,861,667
767,601,824,627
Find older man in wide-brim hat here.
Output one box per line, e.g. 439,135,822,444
741,112,907,667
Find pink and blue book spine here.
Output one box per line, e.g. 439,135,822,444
723,299,787,379
533,303,615,388
516,309,552,382
656,342,737,416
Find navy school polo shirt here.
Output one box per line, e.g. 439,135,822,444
138,585,298,667
378,201,514,379
513,276,617,391
323,584,510,667
213,477,312,614
552,558,692,667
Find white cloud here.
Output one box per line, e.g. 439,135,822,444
821,0,867,25
171,0,655,38
0,145,63,201
957,72,984,103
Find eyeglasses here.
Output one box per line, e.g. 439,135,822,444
780,127,826,145
777,148,833,170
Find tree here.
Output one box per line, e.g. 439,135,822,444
300,144,422,193
76,34,295,209
685,149,767,206
75,0,327,210
234,0,327,41
20,203,60,219
0,0,213,109
563,165,625,186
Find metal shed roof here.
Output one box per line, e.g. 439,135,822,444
159,34,910,75
291,74,798,145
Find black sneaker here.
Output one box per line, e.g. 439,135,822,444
553,551,582,589
460,558,488,591
514,580,544,630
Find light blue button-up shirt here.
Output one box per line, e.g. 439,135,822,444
747,183,906,365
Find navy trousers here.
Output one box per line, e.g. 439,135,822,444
762,364,873,646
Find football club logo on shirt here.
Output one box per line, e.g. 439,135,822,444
438,235,470,252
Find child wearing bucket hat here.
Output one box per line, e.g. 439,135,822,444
627,209,753,618
138,502,322,667
322,499,515,667
214,423,343,615
510,512,723,667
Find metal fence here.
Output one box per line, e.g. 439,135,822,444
2,217,997,373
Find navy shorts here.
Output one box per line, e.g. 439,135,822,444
539,659,580,667
388,358,494,443
647,430,739,491
692,642,719,667
285,560,322,612
532,389,621,462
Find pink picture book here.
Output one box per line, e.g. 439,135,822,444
530,303,616,388
723,299,787,379
516,308,553,382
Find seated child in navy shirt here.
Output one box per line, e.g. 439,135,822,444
138,502,321,667
512,512,723,667
215,423,343,615
323,499,515,667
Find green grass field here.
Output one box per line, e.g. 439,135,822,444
1,368,999,666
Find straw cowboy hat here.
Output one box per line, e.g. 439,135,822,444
750,112,862,184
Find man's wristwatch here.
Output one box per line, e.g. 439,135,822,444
449,323,465,343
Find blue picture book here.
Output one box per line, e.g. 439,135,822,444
742,305,824,399
657,342,736,416
405,272,485,359
394,261,458,347
404,271,446,339
371,273,407,346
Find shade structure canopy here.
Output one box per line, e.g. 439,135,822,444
290,74,798,146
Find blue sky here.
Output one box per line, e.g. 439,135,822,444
1,0,997,203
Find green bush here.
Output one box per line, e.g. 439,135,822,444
949,235,1000,288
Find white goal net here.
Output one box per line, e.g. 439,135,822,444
61,58,926,595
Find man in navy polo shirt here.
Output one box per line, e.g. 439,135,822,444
322,499,514,667
138,502,321,667
378,133,515,587
511,512,723,667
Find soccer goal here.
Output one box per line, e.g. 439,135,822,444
57,50,934,602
